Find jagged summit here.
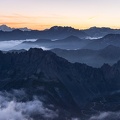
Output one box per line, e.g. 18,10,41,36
1,48,120,118
0,24,13,31
0,24,31,31
49,26,78,32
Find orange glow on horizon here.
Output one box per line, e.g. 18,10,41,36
1,23,120,31
0,0,120,30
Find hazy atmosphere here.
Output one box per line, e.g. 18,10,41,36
1,0,120,120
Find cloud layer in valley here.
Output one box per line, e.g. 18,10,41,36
0,39,49,51
0,90,58,120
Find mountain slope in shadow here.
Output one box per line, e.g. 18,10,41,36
51,45,120,67
0,48,120,116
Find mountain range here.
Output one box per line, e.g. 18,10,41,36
84,34,120,50
51,45,120,67
83,26,120,37
1,25,120,41
1,24,120,119
12,35,91,50
0,24,31,31
0,25,88,41
1,48,120,119
12,34,120,51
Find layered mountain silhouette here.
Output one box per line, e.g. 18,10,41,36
0,24,31,32
1,25,120,41
13,34,120,51
1,48,120,117
83,26,120,37
13,35,92,50
0,26,88,41
51,45,120,67
84,34,120,50
1,25,120,119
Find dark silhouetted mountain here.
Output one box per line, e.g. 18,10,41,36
4,49,26,53
1,48,120,116
46,26,88,39
51,45,120,67
84,26,120,37
0,26,89,41
99,45,120,59
84,34,120,50
1,25,120,41
0,29,40,40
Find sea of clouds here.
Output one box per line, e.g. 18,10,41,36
0,39,36,51
0,89,58,120
0,89,119,120
0,86,120,120
0,39,49,51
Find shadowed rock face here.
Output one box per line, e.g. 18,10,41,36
0,48,120,115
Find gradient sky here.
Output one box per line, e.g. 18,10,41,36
0,0,120,30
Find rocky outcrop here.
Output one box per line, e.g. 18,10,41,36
0,48,120,112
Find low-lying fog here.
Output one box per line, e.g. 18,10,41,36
0,90,58,120
0,89,119,120
0,39,59,51
0,37,99,51
0,39,37,51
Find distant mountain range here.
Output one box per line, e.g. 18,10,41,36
1,25,120,40
83,26,120,37
12,34,120,51
51,45,120,67
84,34,120,50
0,24,31,31
7,44,120,67
12,35,92,50
1,24,120,119
1,48,120,119
0,25,88,40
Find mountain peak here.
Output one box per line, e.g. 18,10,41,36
65,35,80,40
19,27,31,31
0,24,31,31
0,24,13,31
49,26,77,32
88,26,111,30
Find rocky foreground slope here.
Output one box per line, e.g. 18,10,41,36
0,48,120,119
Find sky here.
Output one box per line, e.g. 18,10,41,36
0,0,120,30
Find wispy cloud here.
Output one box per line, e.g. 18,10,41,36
0,90,58,120
88,16,97,20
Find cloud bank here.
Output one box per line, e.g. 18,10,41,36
0,39,36,51
89,111,120,120
0,90,58,120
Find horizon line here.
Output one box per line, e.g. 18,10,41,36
0,24,120,31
